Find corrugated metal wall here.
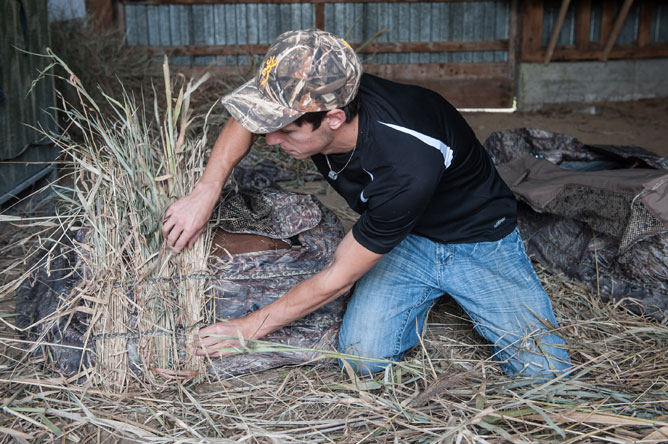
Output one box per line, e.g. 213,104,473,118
124,1,510,66
541,0,668,47
1,0,57,204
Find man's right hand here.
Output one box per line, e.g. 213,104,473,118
162,182,221,253
161,118,255,253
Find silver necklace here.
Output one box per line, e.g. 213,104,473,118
325,145,357,180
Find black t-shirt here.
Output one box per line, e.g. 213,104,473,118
311,74,517,254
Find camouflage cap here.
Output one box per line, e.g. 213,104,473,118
221,29,363,134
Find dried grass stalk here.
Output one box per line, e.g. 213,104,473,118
41,51,212,389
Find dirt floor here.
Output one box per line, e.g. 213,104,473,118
467,98,668,157
296,97,668,230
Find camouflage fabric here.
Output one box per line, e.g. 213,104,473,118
15,166,348,378
213,188,322,240
222,29,362,134
484,129,668,322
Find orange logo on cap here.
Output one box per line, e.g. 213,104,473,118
341,39,352,49
260,56,279,85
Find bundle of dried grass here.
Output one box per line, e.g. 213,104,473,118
34,51,214,389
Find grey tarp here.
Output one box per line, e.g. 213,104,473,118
484,128,668,322
16,164,347,378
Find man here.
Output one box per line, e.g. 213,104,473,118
162,29,571,377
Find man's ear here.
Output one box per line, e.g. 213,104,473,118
325,109,346,130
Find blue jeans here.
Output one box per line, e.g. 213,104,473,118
338,228,571,378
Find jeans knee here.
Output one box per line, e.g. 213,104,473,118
494,333,572,379
337,334,400,376
337,357,392,376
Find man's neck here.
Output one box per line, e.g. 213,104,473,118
322,115,359,155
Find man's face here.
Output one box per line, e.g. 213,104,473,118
264,120,334,159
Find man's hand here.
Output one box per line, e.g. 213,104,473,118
162,119,256,253
194,318,254,357
162,182,221,252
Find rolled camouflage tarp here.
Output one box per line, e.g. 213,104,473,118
484,128,668,322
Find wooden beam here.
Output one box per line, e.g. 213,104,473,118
364,62,510,79
521,43,668,62
180,62,510,80
86,0,114,30
508,0,519,85
544,0,572,65
574,0,591,51
637,0,655,47
140,40,509,57
520,0,544,63
600,1,617,44
601,0,634,61
315,3,325,30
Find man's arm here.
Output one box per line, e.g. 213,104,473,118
194,230,383,356
162,118,256,252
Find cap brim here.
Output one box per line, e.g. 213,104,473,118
221,78,304,134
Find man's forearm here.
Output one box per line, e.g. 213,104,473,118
196,118,256,193
244,265,352,339
239,231,383,340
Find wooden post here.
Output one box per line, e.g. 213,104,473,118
575,0,591,51
85,0,114,30
601,0,634,61
520,0,544,63
508,0,519,83
315,3,325,30
544,0,571,65
637,0,654,48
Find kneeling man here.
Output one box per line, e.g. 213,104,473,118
162,29,571,377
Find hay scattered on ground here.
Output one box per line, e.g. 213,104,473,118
1,264,667,442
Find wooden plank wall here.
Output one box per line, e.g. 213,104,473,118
521,0,668,63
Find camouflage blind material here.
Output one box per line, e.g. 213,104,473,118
222,29,362,134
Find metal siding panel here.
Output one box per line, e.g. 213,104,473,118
279,3,291,34
386,3,399,63
150,1,511,67
428,3,439,63
655,4,668,42
247,4,259,44
590,2,602,42
494,1,508,62
224,4,238,64
235,4,248,47
305,3,316,29
256,4,268,44
147,6,161,45
192,5,213,46
124,5,146,45
542,0,575,47
213,5,225,45
617,3,640,45
419,3,433,63
265,4,281,43
450,2,466,62
169,5,190,47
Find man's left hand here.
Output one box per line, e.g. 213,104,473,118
194,319,251,357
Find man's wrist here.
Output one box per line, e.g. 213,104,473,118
194,179,224,196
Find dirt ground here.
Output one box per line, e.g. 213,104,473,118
466,98,668,157
302,97,668,229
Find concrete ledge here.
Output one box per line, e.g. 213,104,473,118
518,59,668,111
